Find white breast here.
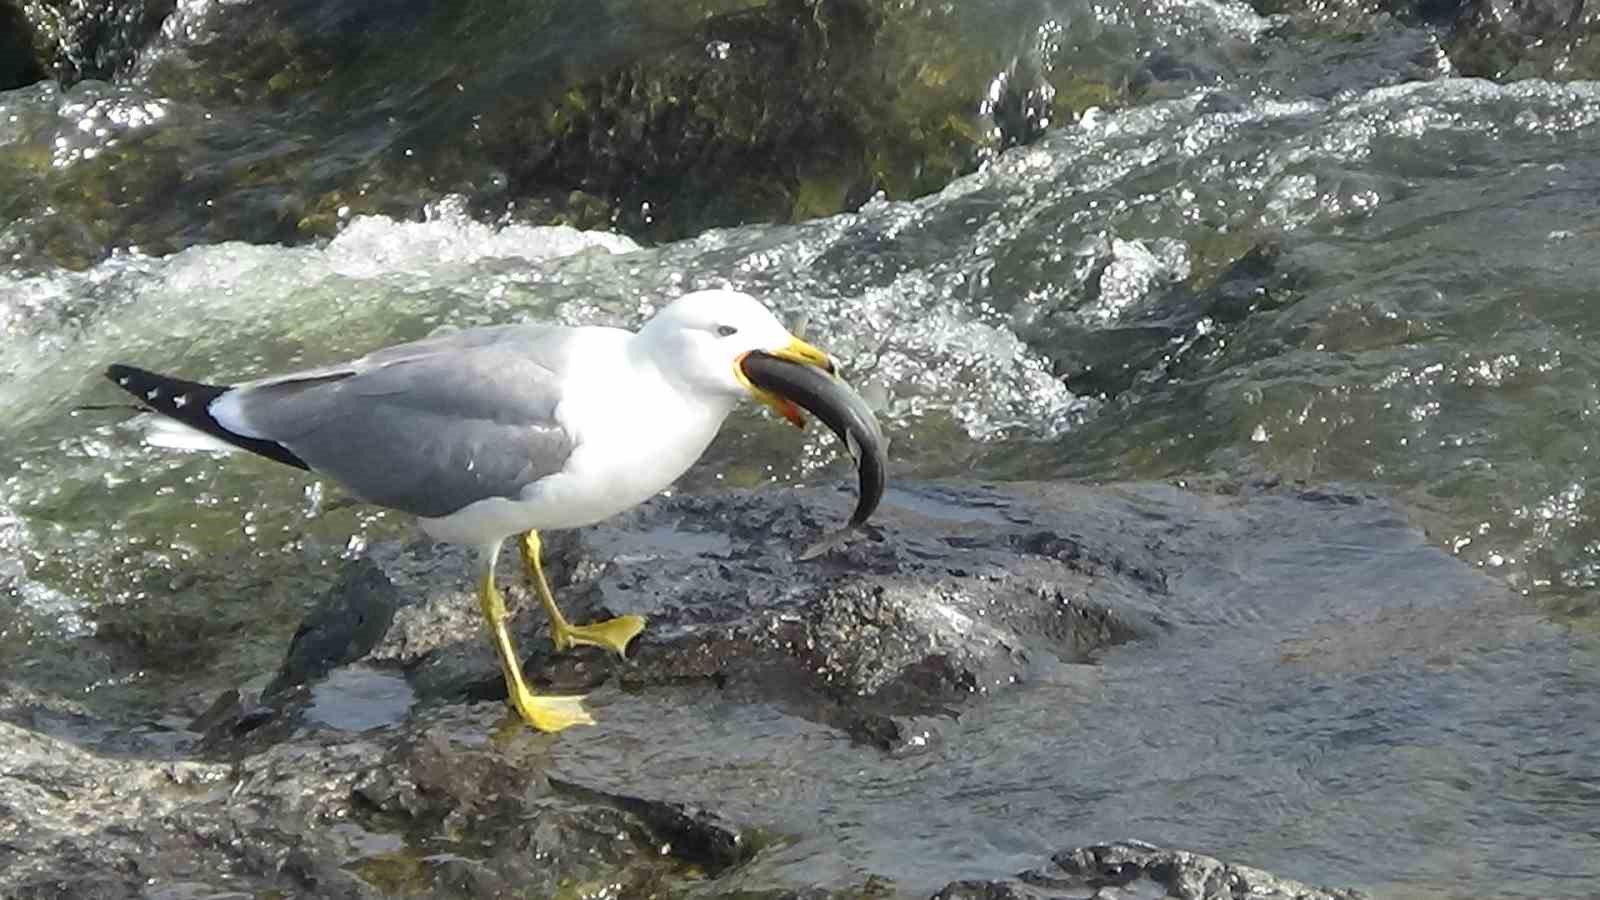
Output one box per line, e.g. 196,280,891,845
534,360,733,527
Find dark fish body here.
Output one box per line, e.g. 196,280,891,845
740,352,887,528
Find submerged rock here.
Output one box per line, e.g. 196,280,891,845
1248,0,1600,80
0,703,758,899
934,840,1367,899
0,705,1372,898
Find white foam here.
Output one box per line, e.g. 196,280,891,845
322,196,639,279
0,202,642,433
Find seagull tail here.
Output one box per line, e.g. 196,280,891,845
104,364,310,471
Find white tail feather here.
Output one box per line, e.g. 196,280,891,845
143,415,242,454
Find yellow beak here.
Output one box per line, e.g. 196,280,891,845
736,336,836,428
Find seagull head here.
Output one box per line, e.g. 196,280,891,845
637,289,835,426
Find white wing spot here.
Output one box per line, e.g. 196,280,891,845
173,394,189,408
117,376,130,386
145,388,161,400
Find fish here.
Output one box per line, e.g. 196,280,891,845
739,351,888,551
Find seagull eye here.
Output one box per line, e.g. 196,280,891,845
716,325,738,337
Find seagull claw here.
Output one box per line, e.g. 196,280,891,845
551,614,647,659
508,688,594,732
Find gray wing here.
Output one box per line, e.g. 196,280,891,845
231,325,580,518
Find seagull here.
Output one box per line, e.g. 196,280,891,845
105,289,854,733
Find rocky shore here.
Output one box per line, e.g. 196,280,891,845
0,478,1417,897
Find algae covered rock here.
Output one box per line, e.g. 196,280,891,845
1,0,1073,266
471,0,1065,239
1246,0,1600,81
1,0,174,88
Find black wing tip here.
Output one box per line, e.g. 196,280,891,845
105,362,145,387
102,361,313,472
104,363,227,408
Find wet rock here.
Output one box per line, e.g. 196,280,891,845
1445,0,1600,79
0,3,47,90
4,0,175,88
1040,240,1299,402
547,775,749,874
1247,0,1600,80
476,0,889,238
473,0,1058,240
0,702,767,899
0,714,369,899
1,0,1078,267
933,840,1367,899
0,479,1440,897
1,692,1373,899
263,556,402,700
267,481,1165,748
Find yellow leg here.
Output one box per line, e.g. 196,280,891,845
477,543,592,732
519,530,645,658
